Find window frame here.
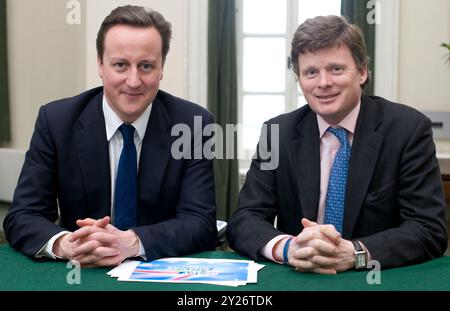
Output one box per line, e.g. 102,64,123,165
236,0,301,171
236,0,315,171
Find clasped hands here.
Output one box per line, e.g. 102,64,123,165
53,216,140,267
284,218,355,274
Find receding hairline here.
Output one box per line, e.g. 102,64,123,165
98,24,164,60
96,5,172,64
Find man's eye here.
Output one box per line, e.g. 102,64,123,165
305,69,317,77
114,63,126,69
140,63,153,72
332,66,343,73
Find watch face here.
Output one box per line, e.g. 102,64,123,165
355,253,366,268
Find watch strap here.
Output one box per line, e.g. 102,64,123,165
351,240,363,252
351,240,367,270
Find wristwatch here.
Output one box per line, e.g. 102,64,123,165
351,240,367,270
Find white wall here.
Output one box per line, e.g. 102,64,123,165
398,0,450,111
7,0,86,150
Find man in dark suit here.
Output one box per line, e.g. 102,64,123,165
3,6,216,267
227,15,447,273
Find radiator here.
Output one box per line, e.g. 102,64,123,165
0,149,25,202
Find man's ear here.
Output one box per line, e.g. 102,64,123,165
97,56,103,79
359,66,368,85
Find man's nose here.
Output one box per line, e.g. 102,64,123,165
318,71,332,88
126,68,142,88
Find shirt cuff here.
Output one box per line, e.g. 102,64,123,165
136,236,147,261
35,231,71,259
260,234,292,264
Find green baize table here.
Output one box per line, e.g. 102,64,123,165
1,245,449,291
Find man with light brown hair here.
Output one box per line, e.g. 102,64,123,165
228,15,447,273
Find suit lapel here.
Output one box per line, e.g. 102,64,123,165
137,93,172,205
291,110,321,221
74,92,111,217
342,96,384,238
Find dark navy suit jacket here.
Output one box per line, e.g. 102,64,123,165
4,87,217,260
227,95,447,269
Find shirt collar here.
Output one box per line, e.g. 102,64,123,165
317,101,361,138
102,95,152,142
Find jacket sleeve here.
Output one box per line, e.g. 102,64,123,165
361,117,448,268
3,106,65,258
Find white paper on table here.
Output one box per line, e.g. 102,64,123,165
108,257,265,286
247,263,266,283
107,260,140,278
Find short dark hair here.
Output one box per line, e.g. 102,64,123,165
291,15,370,89
96,5,172,65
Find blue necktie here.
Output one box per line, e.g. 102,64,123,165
324,127,350,234
114,124,137,230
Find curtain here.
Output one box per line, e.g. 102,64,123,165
341,0,376,95
0,0,10,145
207,0,239,221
